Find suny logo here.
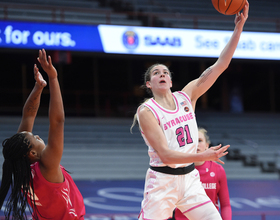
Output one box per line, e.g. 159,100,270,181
2,25,76,47
122,30,139,50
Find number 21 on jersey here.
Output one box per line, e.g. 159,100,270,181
176,125,193,147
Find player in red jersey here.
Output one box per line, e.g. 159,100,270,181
0,49,85,219
174,128,232,220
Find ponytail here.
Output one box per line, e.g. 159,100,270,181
0,133,39,220
130,98,150,133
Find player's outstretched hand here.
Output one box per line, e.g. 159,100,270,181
37,49,57,79
204,144,230,164
235,0,249,28
34,64,47,88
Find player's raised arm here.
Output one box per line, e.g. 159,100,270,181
17,64,47,133
37,49,65,182
182,1,249,110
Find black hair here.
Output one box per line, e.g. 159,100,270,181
0,132,39,220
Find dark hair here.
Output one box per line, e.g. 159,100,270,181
0,133,39,220
141,63,172,96
131,63,172,133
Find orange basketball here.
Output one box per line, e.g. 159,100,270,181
211,0,246,15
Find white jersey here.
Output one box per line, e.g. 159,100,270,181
137,91,198,168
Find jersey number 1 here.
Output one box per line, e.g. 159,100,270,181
176,125,193,147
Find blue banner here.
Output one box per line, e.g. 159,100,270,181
0,20,103,51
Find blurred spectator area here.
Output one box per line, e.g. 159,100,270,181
0,0,279,32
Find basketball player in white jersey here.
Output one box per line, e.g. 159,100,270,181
131,1,249,219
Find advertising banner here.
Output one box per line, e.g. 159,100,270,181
98,25,280,60
0,20,103,51
0,20,280,60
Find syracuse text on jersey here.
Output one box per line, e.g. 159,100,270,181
163,112,194,131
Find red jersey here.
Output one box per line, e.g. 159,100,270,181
28,162,85,220
174,161,232,220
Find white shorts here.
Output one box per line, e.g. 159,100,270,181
139,168,211,220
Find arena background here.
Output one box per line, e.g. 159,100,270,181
0,0,280,219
